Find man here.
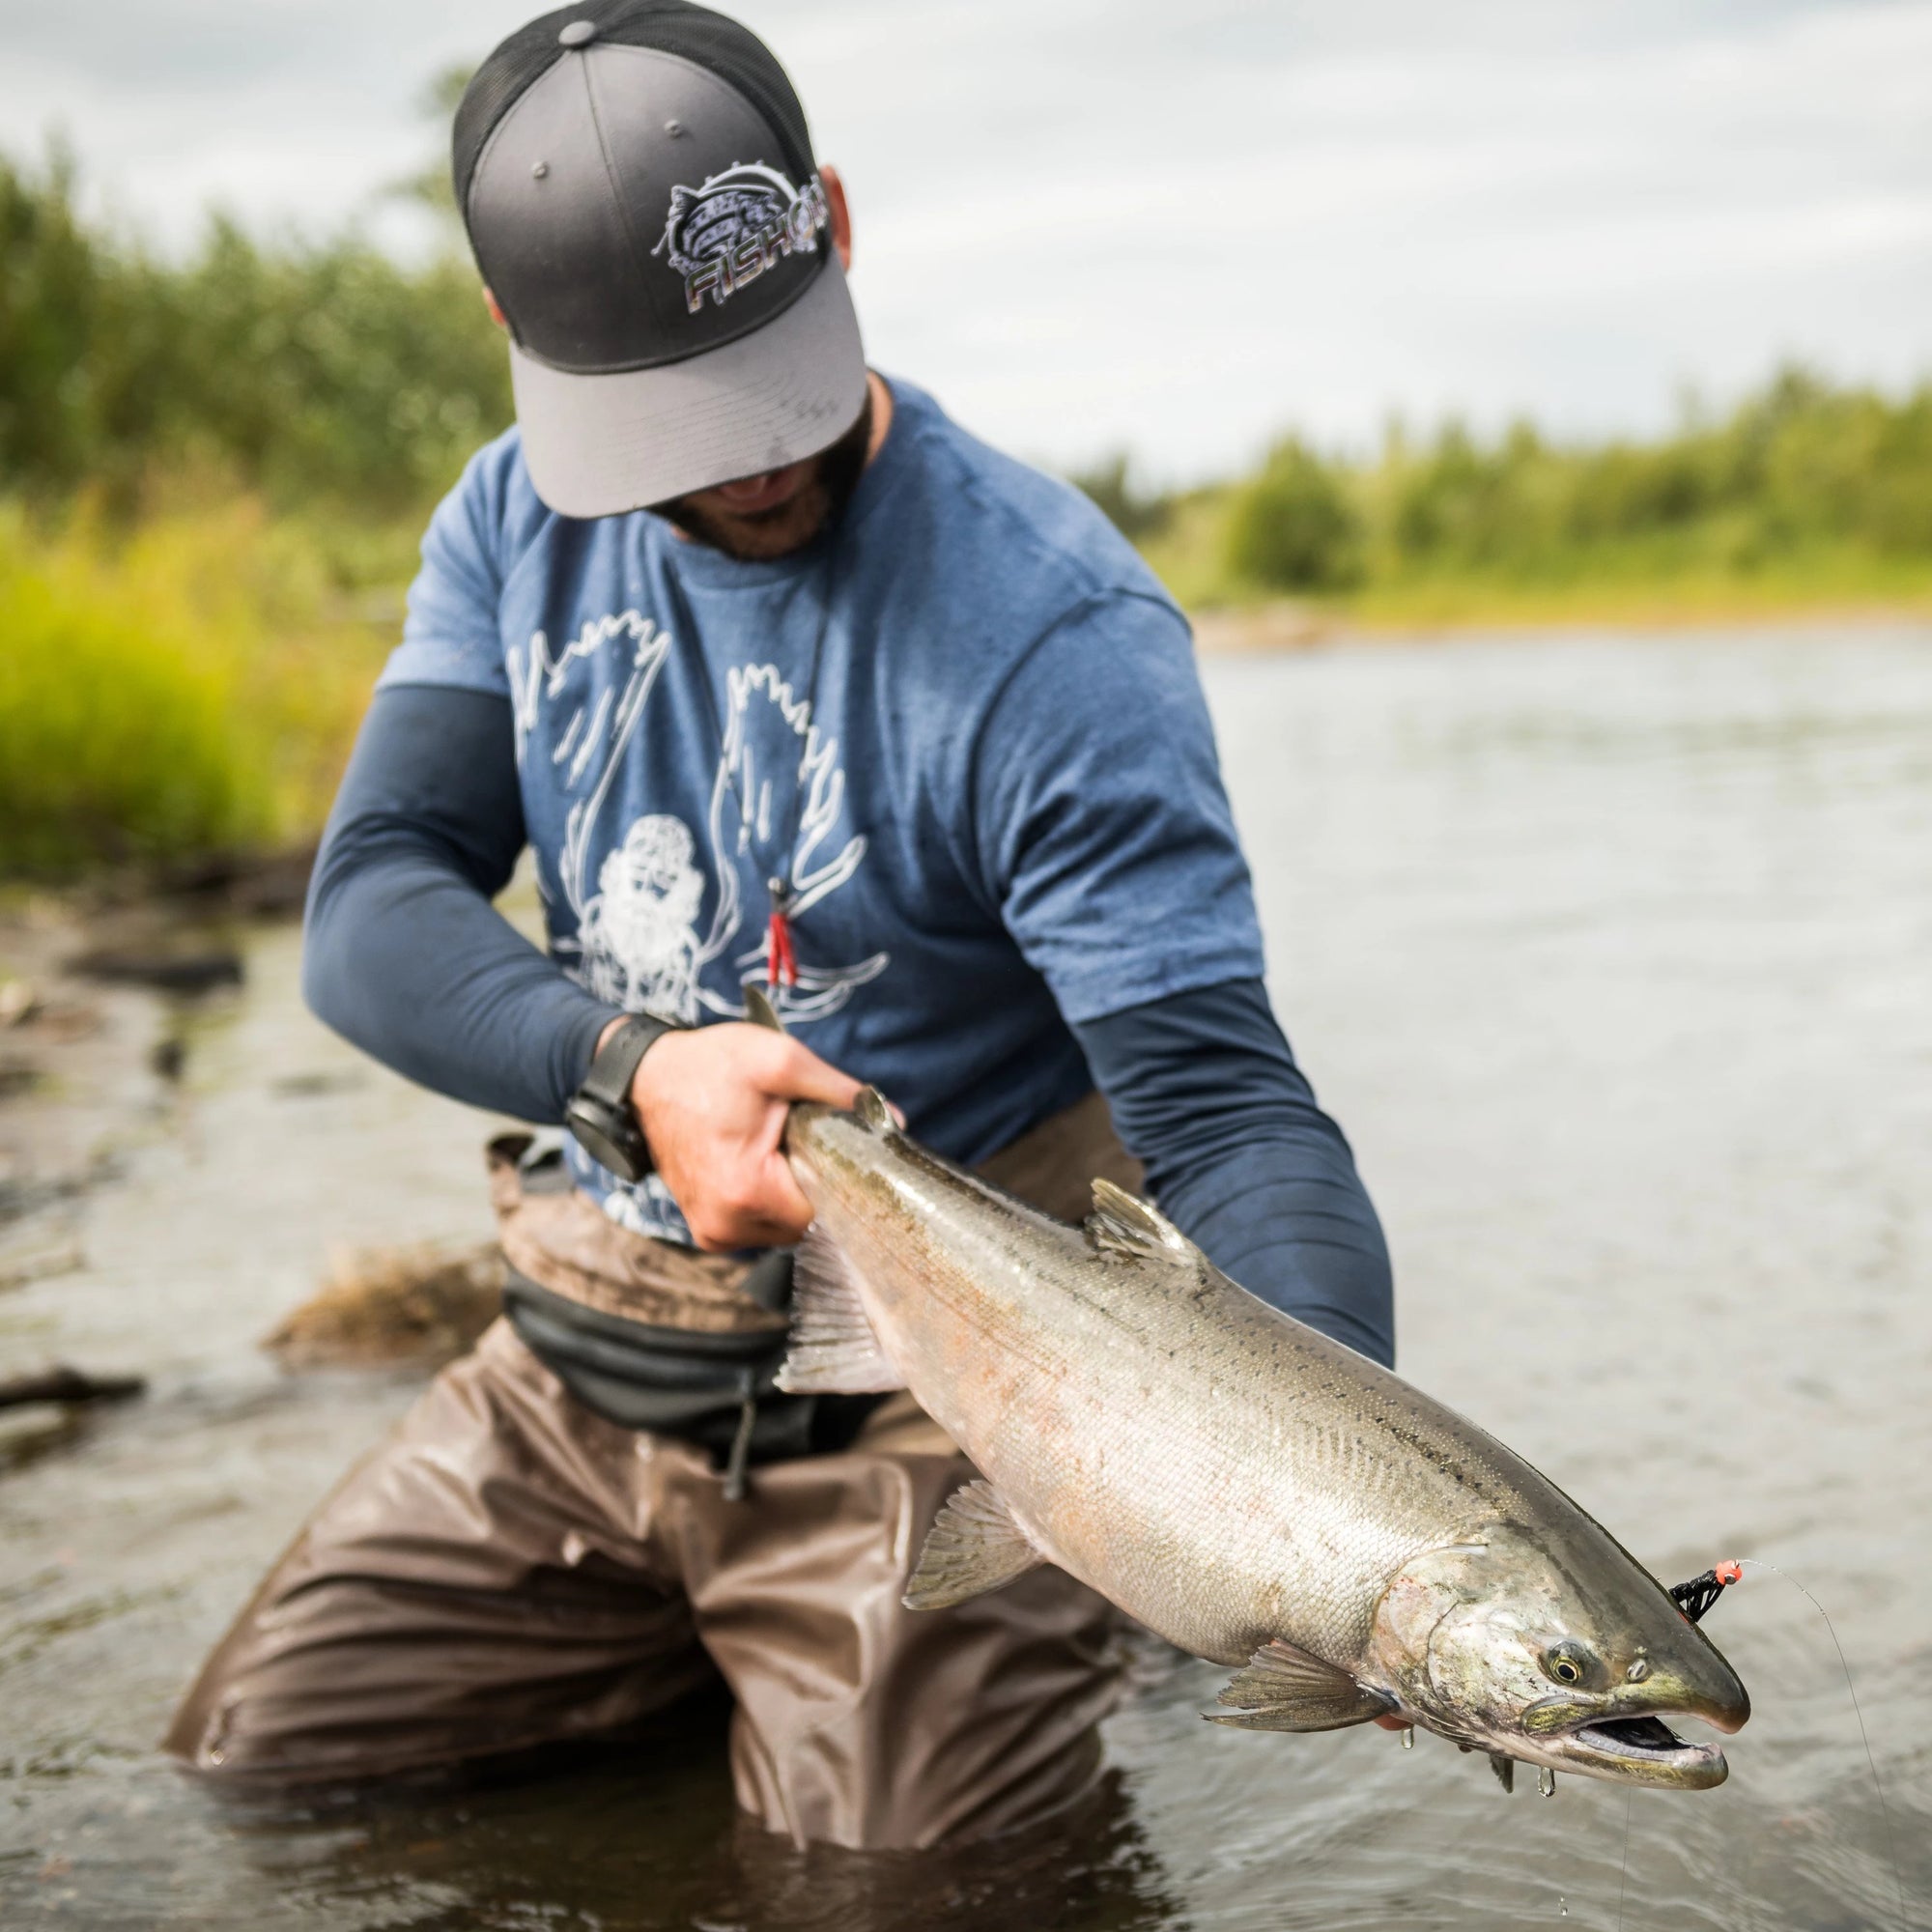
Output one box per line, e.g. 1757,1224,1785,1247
166,0,1392,1852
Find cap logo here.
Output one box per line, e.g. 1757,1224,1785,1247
651,162,830,315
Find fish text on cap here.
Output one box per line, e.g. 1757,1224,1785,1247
652,164,830,315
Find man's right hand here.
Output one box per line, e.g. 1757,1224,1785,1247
627,1021,864,1251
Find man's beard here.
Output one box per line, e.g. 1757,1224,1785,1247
654,394,873,561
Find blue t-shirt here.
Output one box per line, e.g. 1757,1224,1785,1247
384,377,1265,1240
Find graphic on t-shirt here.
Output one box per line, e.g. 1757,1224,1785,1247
507,605,888,1239
509,607,888,1023
575,815,708,1019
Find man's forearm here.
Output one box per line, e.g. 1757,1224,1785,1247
1073,978,1394,1366
302,685,620,1123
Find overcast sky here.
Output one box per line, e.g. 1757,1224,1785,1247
2,0,1927,479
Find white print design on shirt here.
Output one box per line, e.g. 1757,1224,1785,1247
507,608,890,1233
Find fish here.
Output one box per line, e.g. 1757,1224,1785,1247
750,993,1749,1789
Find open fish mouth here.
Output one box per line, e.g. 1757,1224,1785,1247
1556,1713,1728,1786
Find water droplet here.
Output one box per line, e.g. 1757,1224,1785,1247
1401,1726,1414,1750
1539,1765,1556,1798
1558,1898,1569,1917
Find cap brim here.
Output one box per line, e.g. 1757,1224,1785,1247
509,258,867,520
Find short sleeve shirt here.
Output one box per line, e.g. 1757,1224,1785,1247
384,377,1265,1238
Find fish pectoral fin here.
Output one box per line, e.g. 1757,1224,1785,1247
903,1479,1047,1611
1489,1752,1515,1793
1206,1639,1396,1733
773,1222,904,1395
1086,1179,1200,1264
743,984,785,1031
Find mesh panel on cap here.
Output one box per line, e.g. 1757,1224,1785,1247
453,0,817,244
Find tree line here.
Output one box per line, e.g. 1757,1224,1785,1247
0,142,508,520
1077,376,1932,600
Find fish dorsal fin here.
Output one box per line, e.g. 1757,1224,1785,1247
1087,1179,1199,1264
773,1221,904,1396
1207,1638,1396,1733
854,1086,893,1131
743,984,785,1032
903,1479,1047,1611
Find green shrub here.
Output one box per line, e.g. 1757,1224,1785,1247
1225,439,1363,590
0,144,509,518
0,500,386,878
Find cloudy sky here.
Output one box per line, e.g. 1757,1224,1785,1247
2,0,1927,479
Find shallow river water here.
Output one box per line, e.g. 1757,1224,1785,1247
2,625,1928,1930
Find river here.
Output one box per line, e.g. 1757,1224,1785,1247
2,624,1927,1929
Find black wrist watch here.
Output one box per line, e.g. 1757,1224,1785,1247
564,1013,681,1184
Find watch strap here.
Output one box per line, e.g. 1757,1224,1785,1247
579,1011,679,1111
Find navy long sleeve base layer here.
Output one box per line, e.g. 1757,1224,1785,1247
305,684,1392,1365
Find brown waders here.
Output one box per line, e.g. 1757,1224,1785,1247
164,1094,1140,1851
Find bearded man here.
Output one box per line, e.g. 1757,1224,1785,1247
166,0,1393,1852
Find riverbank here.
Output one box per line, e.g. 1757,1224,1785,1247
3,481,1930,885
1190,582,1932,651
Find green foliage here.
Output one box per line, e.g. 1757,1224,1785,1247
0,133,500,878
1068,452,1174,542
1152,368,1932,609
0,499,388,877
3,122,1930,877
0,142,510,518
0,513,258,872
1225,438,1363,590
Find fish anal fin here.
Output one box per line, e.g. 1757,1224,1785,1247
1087,1178,1199,1265
1206,1638,1395,1733
774,1221,903,1395
903,1479,1047,1611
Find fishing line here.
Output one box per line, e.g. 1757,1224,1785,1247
1615,1790,1632,1932
1734,1557,1907,1932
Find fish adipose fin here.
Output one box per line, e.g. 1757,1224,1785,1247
1208,1638,1396,1732
904,1479,1047,1611
774,1223,904,1395
1087,1179,1200,1264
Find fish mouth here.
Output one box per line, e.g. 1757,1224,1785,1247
1551,1712,1728,1788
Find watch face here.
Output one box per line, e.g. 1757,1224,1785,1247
566,1099,647,1184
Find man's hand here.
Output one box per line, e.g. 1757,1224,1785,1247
628,1021,863,1251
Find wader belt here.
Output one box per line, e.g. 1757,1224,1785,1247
486,1092,1142,1473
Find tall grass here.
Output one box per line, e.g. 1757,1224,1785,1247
0,496,389,876
0,138,485,880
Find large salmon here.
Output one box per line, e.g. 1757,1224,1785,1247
758,1002,1748,1790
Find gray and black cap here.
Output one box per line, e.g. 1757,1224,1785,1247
455,0,867,518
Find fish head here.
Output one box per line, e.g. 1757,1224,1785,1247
1369,1525,1749,1789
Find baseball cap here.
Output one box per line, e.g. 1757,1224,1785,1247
454,0,867,518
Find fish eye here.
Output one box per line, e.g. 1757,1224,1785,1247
1542,1639,1596,1688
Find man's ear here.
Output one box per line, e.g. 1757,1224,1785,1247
819,164,853,271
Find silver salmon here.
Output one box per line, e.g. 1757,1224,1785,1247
763,1018,1748,1790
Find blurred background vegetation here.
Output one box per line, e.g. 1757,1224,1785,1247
1076,374,1932,620
2,129,1929,880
